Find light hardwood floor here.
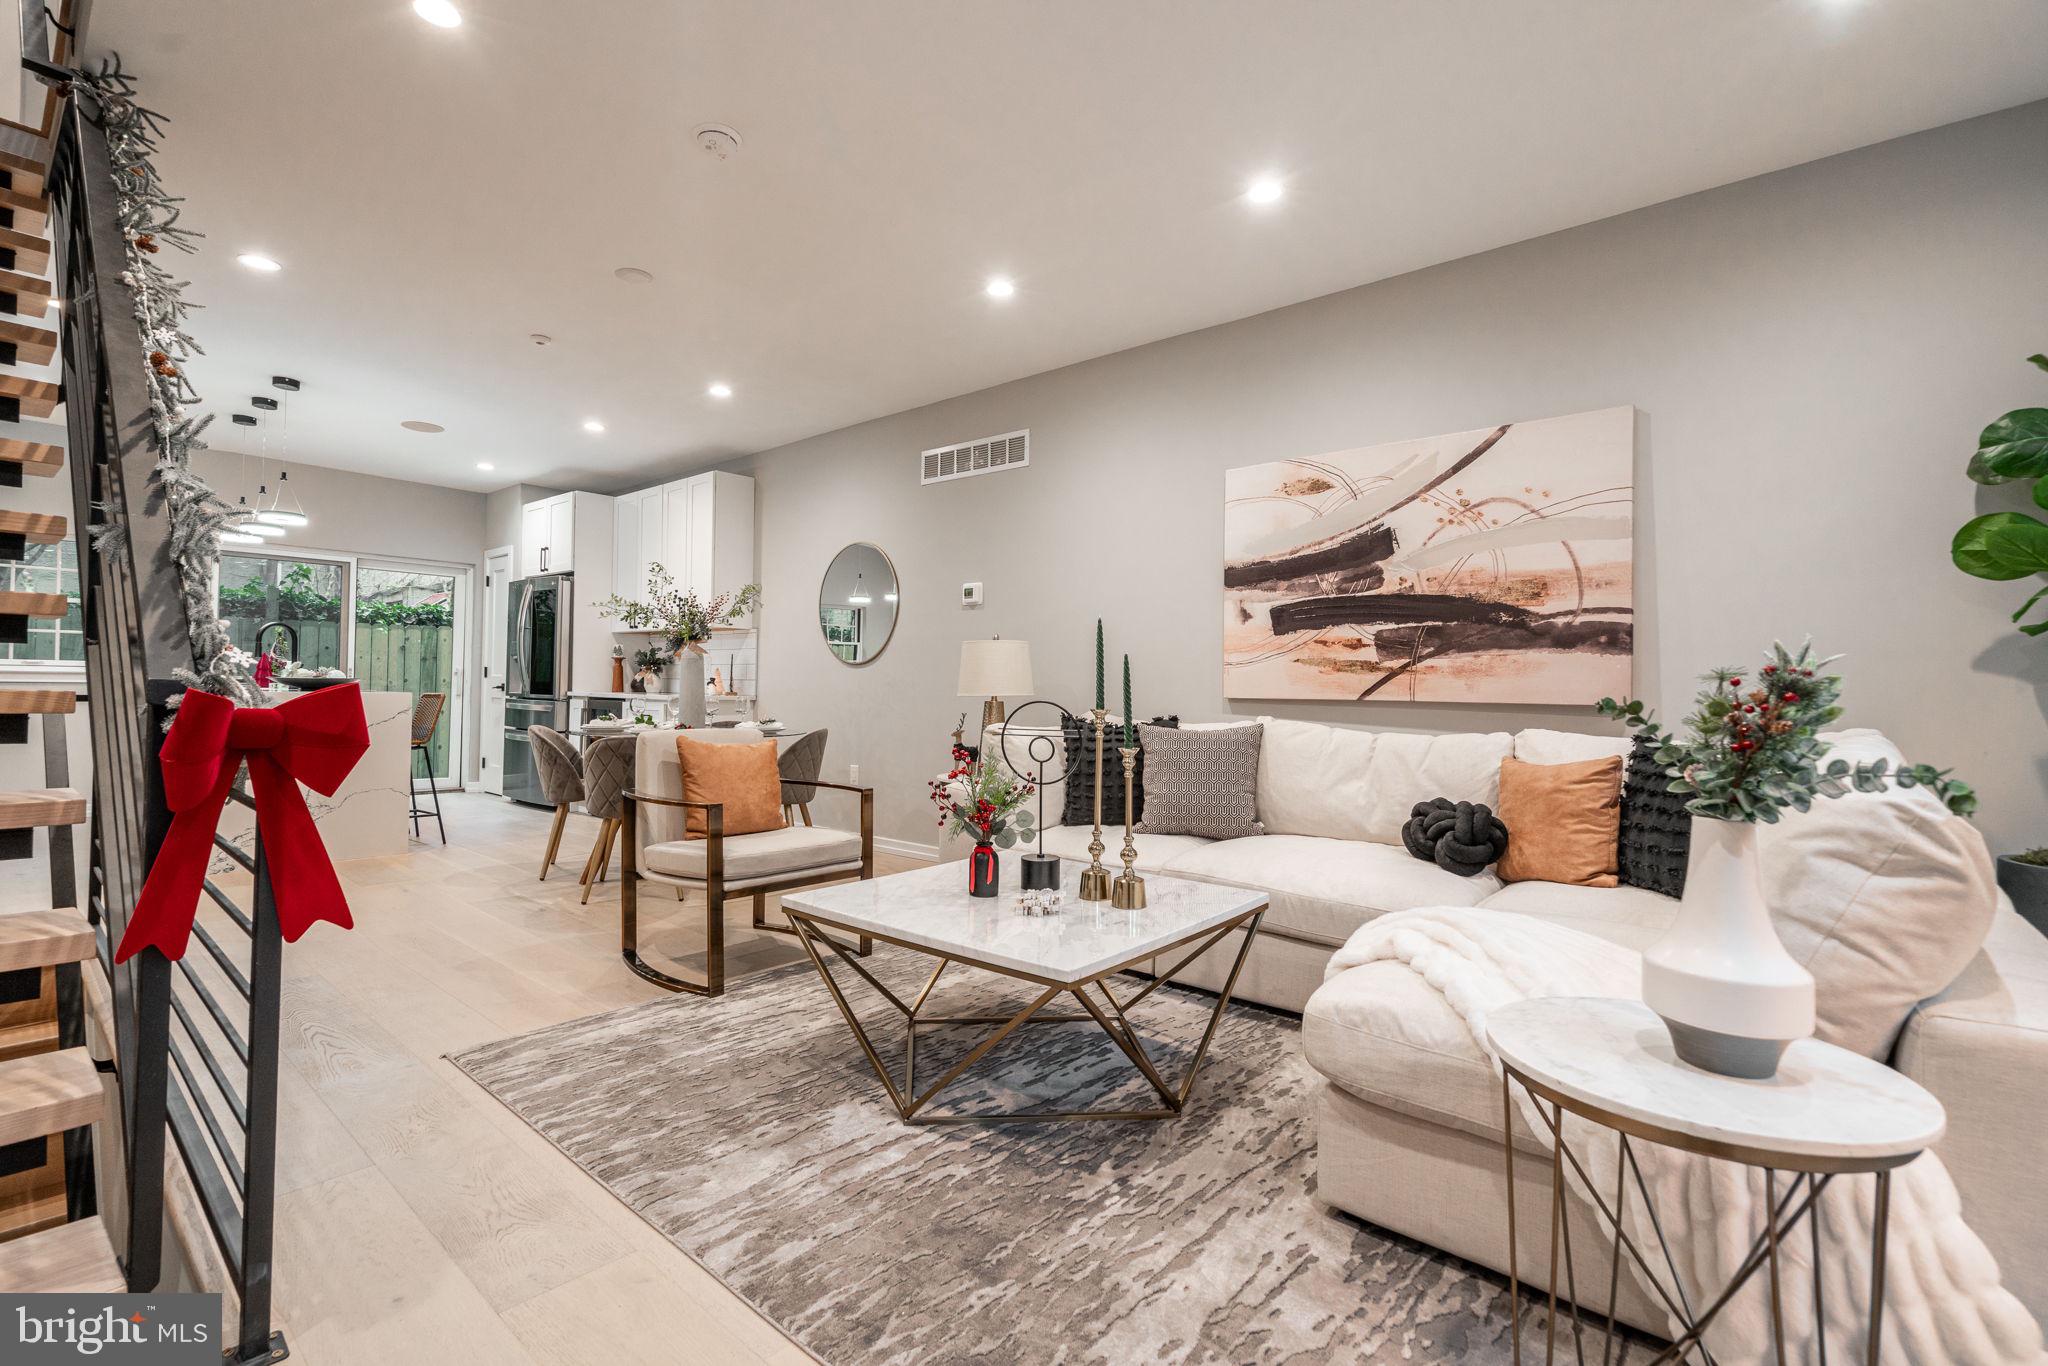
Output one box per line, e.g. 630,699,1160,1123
192,793,924,1365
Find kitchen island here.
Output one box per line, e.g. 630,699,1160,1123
213,688,417,870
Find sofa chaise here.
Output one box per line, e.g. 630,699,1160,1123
1007,716,2048,1332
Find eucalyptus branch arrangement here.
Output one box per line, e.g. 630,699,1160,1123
928,739,1036,848
76,54,255,703
596,564,760,653
1953,351,2048,635
1597,640,1975,824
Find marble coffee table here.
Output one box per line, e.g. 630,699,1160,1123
778,858,1267,1125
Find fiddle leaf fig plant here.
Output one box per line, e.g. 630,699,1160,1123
1954,352,2048,635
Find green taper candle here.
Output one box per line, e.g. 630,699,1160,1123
1095,619,1105,712
1122,654,1133,746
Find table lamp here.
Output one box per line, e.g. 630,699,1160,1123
958,638,1033,734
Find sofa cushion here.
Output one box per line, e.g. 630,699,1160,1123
1254,717,1377,840
1036,822,1211,874
643,825,863,883
1057,714,1176,827
1163,834,1498,945
1757,728,1999,1060
676,734,786,838
1618,734,1691,898
1302,956,1505,1143
1495,754,1623,888
1477,880,1682,952
1136,723,1264,840
1512,728,1632,765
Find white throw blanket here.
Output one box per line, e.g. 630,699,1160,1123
1325,909,2046,1365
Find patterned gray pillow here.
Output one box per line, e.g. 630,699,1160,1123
1134,724,1265,840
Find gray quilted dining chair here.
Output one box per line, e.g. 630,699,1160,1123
530,725,584,880
777,728,829,827
578,734,638,905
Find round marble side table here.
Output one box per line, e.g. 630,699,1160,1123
1486,997,1945,1366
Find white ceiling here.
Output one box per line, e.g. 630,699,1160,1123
88,1,2048,495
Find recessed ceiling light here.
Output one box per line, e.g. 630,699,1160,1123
985,276,1016,300
583,419,606,433
476,461,495,471
707,382,732,399
1245,176,1285,206
399,420,445,433
238,253,282,272
412,0,462,28
613,266,654,284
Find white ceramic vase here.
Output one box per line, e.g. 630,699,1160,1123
672,646,707,728
1640,816,1815,1079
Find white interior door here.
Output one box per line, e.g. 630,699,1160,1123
481,545,512,795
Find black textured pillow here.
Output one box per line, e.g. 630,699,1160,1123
1059,714,1178,826
1401,798,1509,877
1619,735,1691,897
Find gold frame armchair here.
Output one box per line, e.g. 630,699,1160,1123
620,779,875,996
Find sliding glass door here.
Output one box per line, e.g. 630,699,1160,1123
215,551,469,783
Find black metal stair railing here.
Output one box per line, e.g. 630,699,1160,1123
32,34,293,1366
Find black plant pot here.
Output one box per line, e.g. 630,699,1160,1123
1996,856,2048,939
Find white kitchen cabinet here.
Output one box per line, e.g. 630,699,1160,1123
518,500,550,577
610,486,665,605
652,471,754,604
520,491,605,576
547,497,575,573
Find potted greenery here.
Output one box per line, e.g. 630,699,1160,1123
927,737,1036,897
1951,351,2048,933
597,565,760,725
1600,640,1972,1078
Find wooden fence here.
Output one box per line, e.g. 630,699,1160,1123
225,619,456,777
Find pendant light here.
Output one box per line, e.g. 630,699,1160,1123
254,384,311,529
222,443,278,543
848,573,871,606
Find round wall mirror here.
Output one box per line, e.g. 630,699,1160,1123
818,543,900,665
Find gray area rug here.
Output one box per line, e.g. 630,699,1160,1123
451,951,1638,1365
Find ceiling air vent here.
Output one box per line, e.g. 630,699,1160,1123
920,429,1029,486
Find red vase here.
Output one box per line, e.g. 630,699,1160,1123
969,842,1000,898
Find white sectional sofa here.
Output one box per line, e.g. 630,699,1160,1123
1013,716,2048,1331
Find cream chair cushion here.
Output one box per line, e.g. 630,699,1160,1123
1164,834,1499,945
643,825,863,883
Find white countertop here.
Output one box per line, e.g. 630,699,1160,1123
779,859,1266,983
1487,997,1945,1162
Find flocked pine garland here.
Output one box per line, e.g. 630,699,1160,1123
75,54,257,703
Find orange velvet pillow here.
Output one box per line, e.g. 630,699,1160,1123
1495,755,1624,887
676,735,788,839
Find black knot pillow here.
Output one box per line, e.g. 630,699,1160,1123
1401,797,1510,877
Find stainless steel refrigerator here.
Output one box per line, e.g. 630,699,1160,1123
501,573,573,807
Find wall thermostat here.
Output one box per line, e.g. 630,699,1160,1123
961,582,984,607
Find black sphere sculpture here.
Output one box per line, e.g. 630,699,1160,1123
1401,798,1510,877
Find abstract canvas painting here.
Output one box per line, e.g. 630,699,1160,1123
1223,406,1634,705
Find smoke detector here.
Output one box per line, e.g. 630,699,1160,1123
528,333,553,347
694,123,741,160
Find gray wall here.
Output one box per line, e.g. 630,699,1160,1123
190,450,492,782
483,482,565,560
711,99,2048,855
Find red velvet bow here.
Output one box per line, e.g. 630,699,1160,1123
117,683,371,964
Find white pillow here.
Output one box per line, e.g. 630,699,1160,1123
1514,728,1631,765
1255,717,1377,841
1359,731,1514,842
1756,728,1998,1059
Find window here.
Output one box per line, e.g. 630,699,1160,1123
217,553,349,670
1,539,83,665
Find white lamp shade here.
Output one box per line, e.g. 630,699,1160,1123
957,639,1032,697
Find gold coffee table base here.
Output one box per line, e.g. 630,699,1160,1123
785,906,1264,1125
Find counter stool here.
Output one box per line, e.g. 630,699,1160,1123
531,725,584,879
409,691,448,844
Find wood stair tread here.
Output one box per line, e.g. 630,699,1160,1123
0,789,85,829
0,436,62,476
0,317,55,366
0,510,63,542
0,187,48,235
0,688,74,714
0,591,68,618
0,908,93,970
0,1215,123,1294
0,1048,101,1147
0,226,48,272
0,373,59,417
0,268,50,314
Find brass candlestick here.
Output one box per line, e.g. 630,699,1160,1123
1111,745,1147,909
1078,709,1112,901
